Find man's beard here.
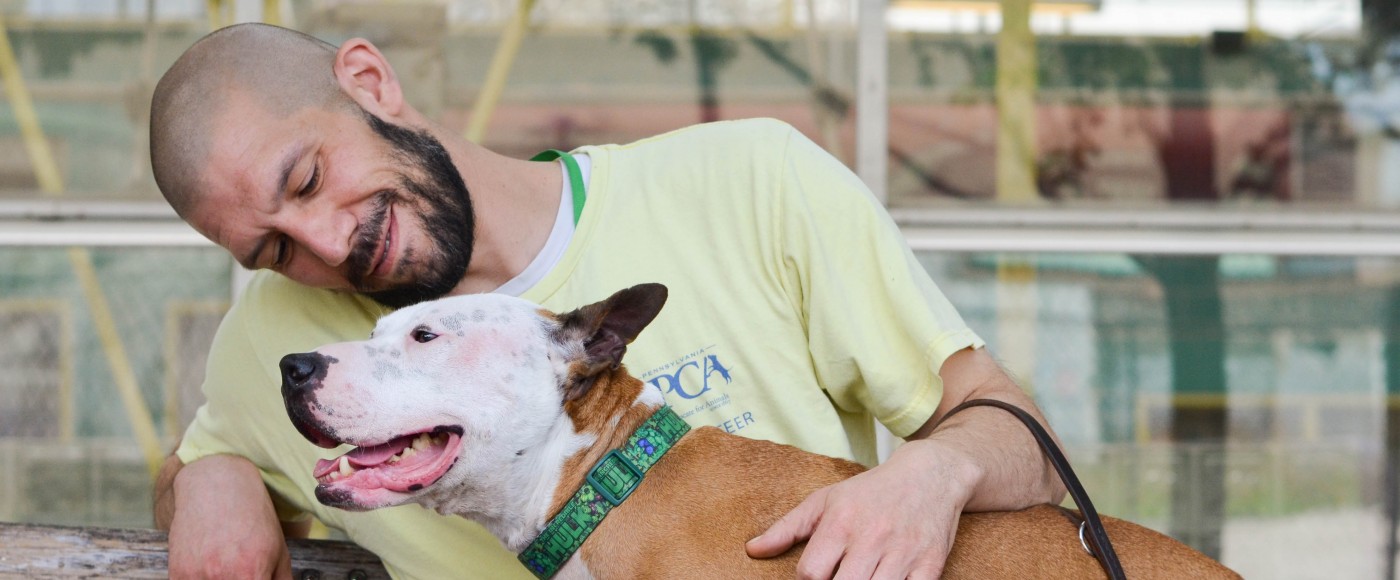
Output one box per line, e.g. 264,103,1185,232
345,111,474,309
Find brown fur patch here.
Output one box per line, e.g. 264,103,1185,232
547,367,649,518
578,428,864,578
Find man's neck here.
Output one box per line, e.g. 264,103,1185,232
442,136,564,295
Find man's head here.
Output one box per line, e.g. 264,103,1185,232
151,23,474,308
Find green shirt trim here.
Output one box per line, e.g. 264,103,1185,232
530,149,587,226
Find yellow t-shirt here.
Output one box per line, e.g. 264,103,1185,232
177,118,983,579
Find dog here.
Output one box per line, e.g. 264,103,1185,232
280,283,1240,579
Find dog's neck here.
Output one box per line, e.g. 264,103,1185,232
486,365,665,552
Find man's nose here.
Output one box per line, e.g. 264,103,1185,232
285,208,356,267
280,352,330,395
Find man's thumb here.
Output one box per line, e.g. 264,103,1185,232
745,491,825,559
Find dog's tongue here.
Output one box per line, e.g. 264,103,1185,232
347,434,416,465
313,433,416,478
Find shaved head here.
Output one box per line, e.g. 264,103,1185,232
150,23,350,217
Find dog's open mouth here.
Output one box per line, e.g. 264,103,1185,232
311,426,464,495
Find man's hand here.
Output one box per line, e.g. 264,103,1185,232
746,348,1066,579
158,453,295,580
746,439,980,579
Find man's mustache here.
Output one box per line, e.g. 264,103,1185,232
346,192,392,289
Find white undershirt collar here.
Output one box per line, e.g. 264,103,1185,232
492,153,590,297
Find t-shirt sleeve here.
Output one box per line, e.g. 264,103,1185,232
775,124,984,438
175,272,381,523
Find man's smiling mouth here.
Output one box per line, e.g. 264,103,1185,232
368,203,396,281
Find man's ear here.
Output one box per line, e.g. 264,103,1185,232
555,283,668,401
333,38,404,118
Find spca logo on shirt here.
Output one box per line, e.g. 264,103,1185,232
641,346,734,400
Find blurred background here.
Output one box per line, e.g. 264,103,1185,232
0,0,1396,577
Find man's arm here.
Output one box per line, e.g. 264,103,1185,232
155,450,306,579
746,347,1067,579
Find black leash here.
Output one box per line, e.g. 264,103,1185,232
935,398,1128,580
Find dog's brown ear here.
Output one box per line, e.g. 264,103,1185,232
554,283,668,400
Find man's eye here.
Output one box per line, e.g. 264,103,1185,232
412,328,439,343
299,163,320,197
271,238,289,267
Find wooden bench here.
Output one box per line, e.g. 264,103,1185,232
0,522,388,578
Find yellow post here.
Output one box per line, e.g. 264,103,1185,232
262,0,281,27
59,304,75,441
69,249,167,477
0,12,166,477
1245,0,1259,39
994,256,1038,391
995,0,1037,202
0,16,63,195
994,0,1040,393
207,0,229,30
465,0,538,143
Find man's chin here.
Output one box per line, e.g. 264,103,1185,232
365,287,436,309
362,278,461,309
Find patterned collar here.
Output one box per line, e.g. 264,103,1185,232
518,405,691,579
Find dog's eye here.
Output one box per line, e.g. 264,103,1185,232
411,327,439,343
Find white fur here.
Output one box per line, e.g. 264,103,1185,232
555,553,594,580
300,293,652,557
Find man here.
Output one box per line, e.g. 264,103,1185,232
150,23,1065,580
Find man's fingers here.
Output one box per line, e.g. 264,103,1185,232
826,545,877,580
746,490,827,558
863,541,942,580
794,542,845,580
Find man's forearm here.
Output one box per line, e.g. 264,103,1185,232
157,452,313,539
907,348,1068,512
153,452,184,530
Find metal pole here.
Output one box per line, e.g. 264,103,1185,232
803,0,842,156
855,0,888,203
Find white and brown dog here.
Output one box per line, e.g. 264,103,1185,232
280,284,1239,579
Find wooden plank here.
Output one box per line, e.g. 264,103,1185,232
0,522,387,578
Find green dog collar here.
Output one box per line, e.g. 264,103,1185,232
518,405,691,579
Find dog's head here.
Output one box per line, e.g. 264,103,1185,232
279,283,667,514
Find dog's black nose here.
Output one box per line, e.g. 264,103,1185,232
280,352,328,394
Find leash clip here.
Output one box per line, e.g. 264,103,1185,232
1078,520,1095,557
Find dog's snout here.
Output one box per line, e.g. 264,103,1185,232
280,352,332,393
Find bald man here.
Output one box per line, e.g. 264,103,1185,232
150,23,1065,580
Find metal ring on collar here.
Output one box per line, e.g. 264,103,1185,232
1078,520,1095,557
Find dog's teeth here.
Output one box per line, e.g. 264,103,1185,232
413,434,430,451
339,456,353,477
402,447,416,457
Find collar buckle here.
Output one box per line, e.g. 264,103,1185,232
586,449,643,506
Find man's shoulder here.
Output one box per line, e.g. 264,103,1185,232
607,117,799,155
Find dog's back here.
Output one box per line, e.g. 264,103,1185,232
583,427,1239,579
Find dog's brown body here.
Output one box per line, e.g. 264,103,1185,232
569,368,1239,579
284,284,1241,579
